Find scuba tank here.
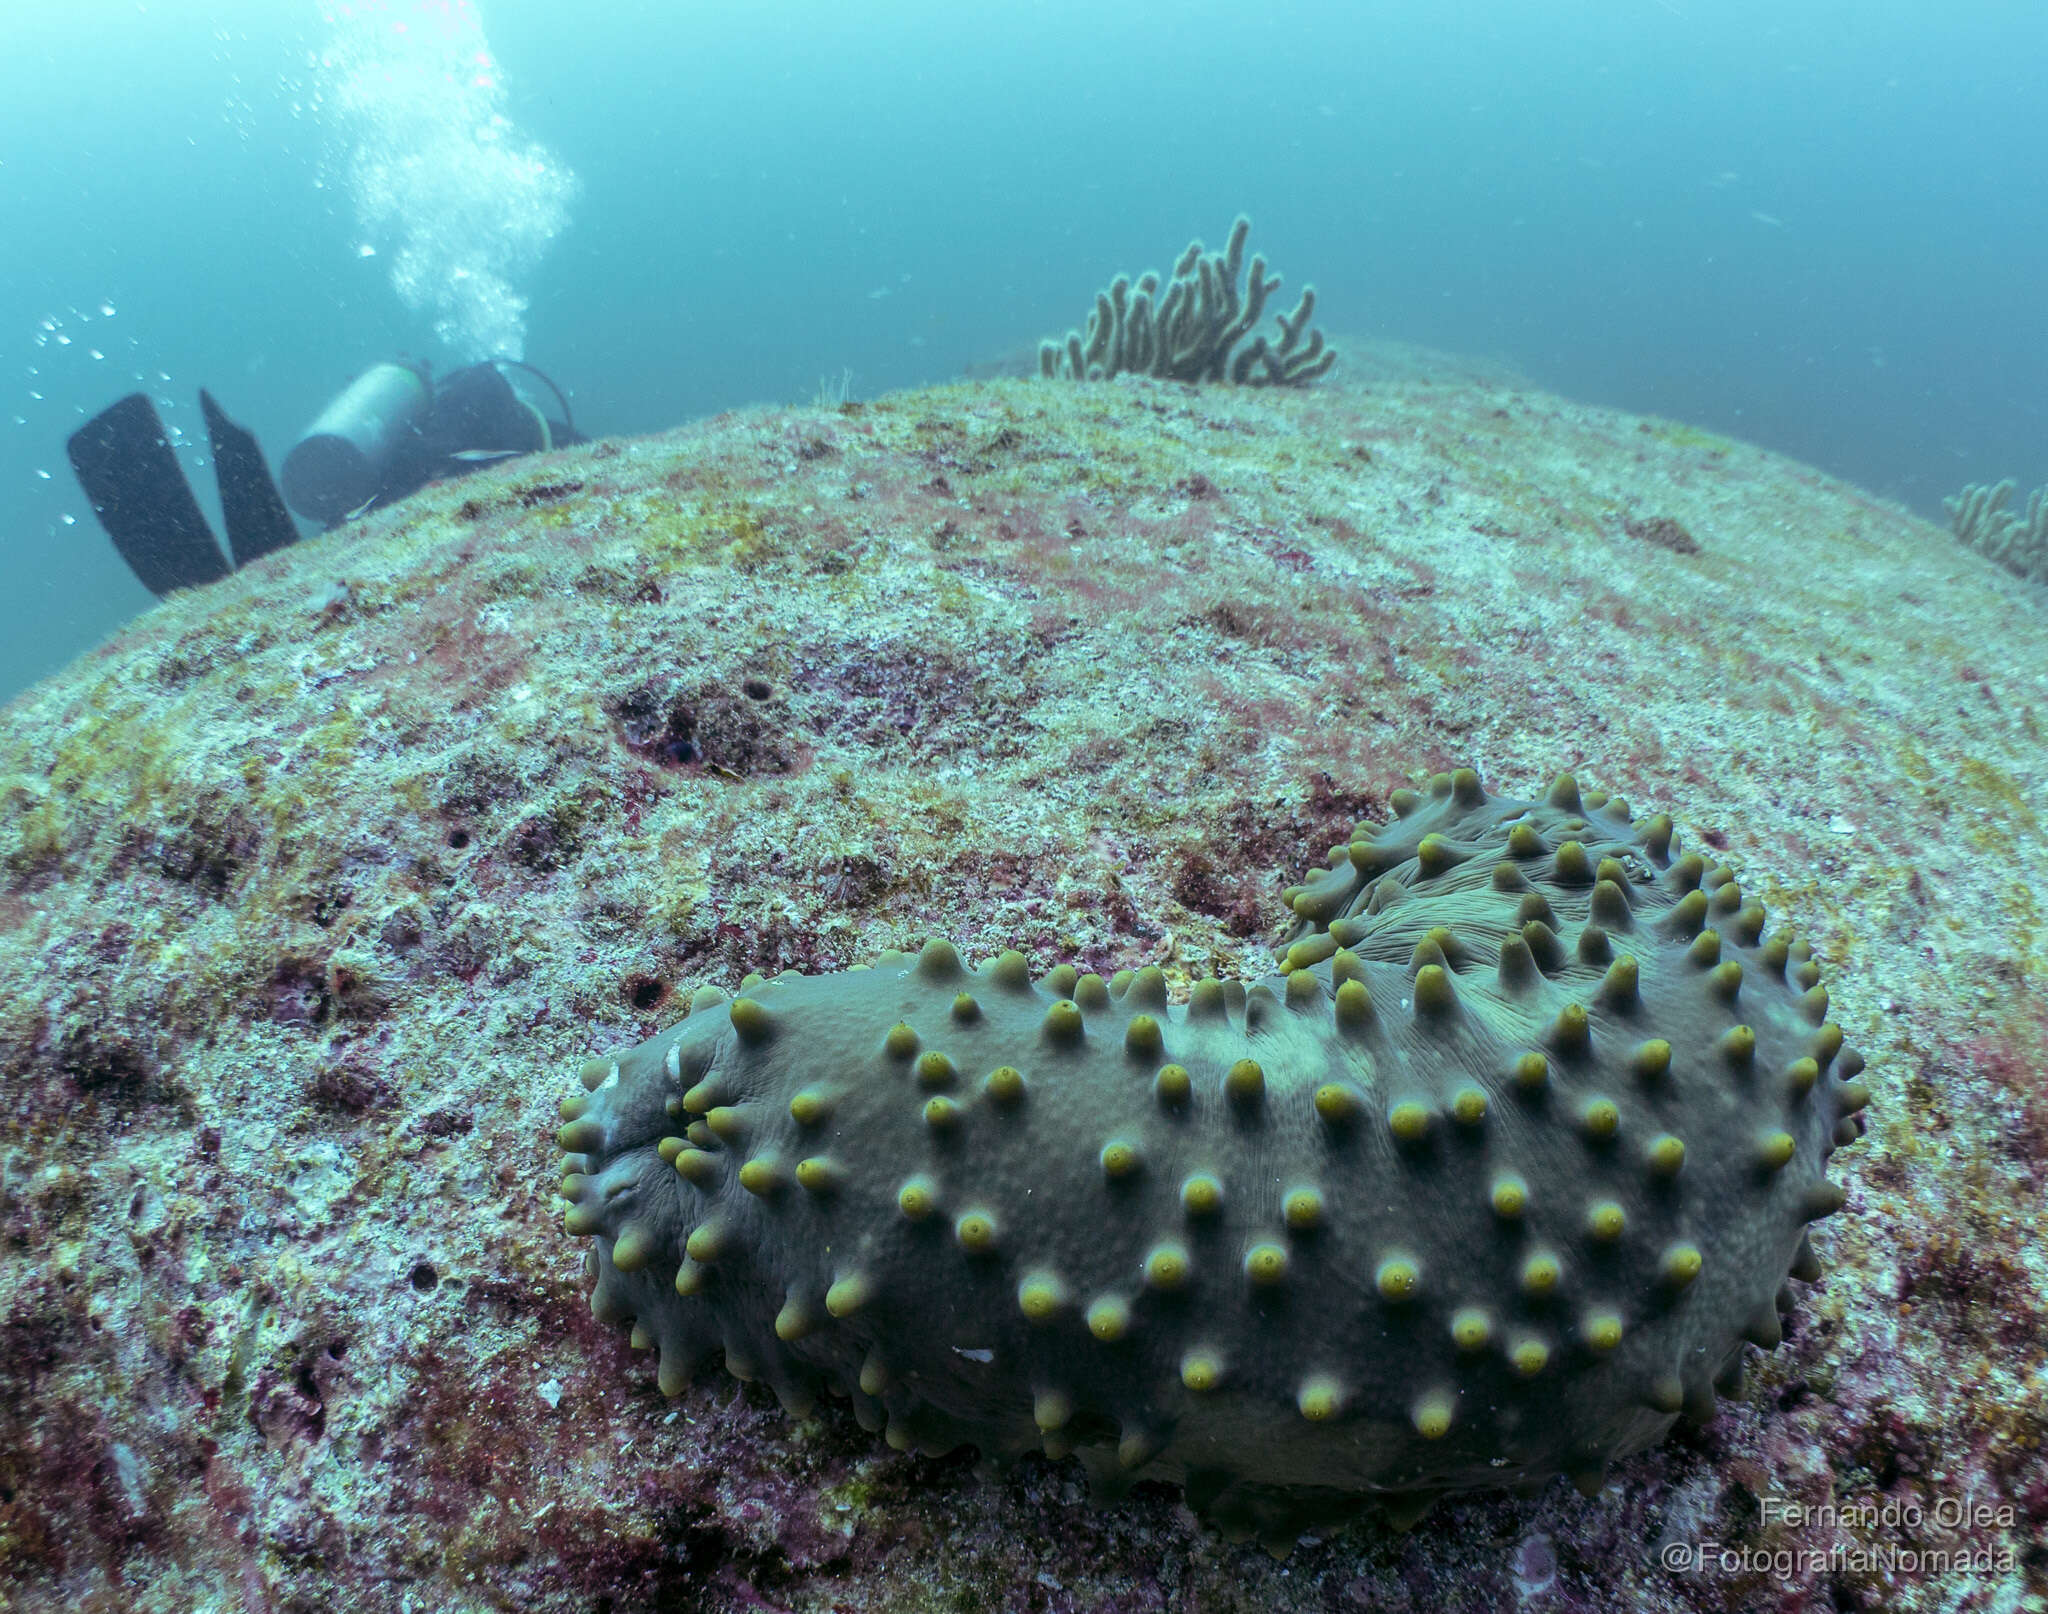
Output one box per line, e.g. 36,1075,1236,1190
280,358,582,527
279,361,435,526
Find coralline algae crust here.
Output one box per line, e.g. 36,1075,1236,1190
556,767,1865,1546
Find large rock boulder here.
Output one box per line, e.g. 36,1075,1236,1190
1,355,2039,1610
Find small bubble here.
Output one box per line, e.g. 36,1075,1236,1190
61,514,76,526
36,468,51,479
55,334,71,346
99,301,117,317
89,349,104,360
29,390,44,400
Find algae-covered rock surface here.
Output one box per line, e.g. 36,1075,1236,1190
1,353,2044,1611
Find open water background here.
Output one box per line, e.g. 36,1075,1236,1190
2,0,2042,696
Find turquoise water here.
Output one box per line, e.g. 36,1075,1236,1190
2,0,2043,696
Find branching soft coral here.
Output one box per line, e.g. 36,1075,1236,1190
1946,478,2048,585
1040,215,1336,388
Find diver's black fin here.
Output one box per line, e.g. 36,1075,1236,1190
200,389,297,569
66,392,230,598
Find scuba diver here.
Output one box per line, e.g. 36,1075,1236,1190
66,357,584,598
